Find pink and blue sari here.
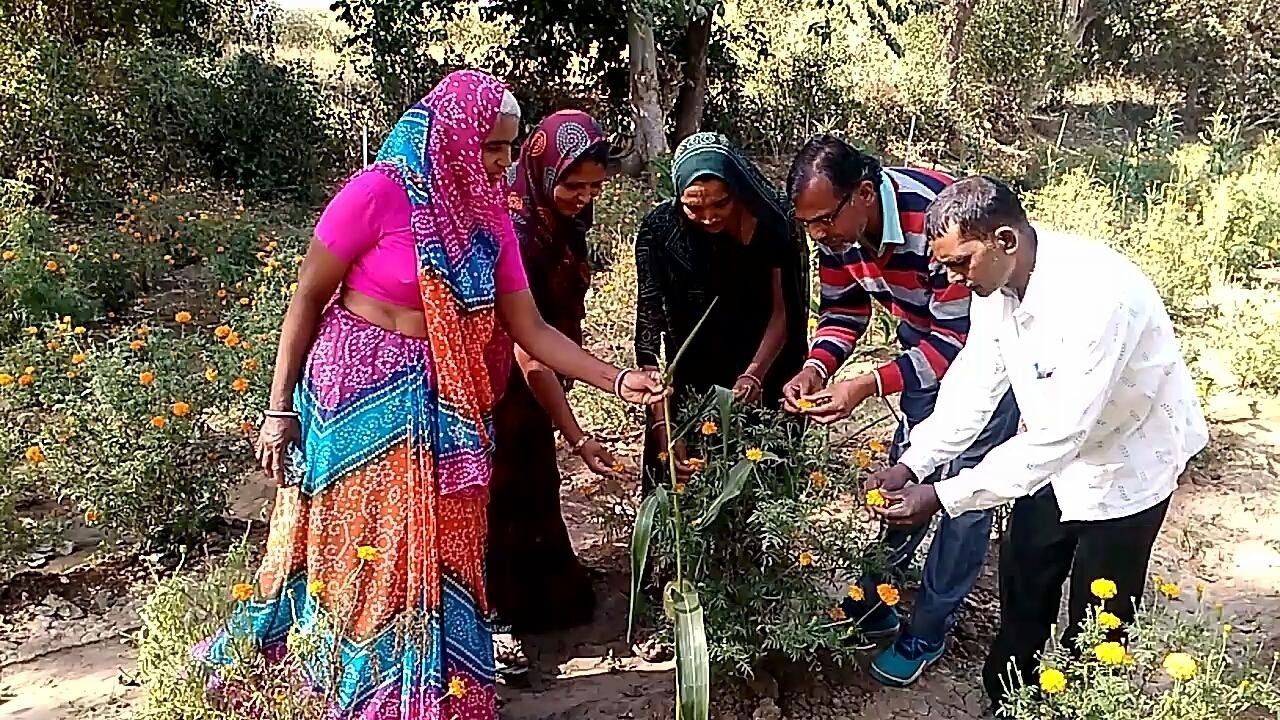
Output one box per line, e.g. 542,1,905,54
194,70,516,720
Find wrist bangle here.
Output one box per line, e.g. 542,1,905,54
736,373,762,389
264,409,299,419
570,435,592,452
612,368,632,398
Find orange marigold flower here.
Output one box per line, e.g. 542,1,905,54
798,551,814,567
174,311,192,324
216,288,228,299
686,457,706,472
18,374,34,386
231,583,254,602
45,260,59,272
241,357,259,372
84,508,100,524
171,401,191,417
828,606,847,621
150,416,167,429
129,339,145,351
25,446,46,464
877,583,900,606
673,481,687,494
70,352,86,365
809,470,828,488
869,439,888,454
214,325,232,339
240,421,255,434
46,340,61,351
231,377,249,393
136,326,150,337
224,332,241,348
139,371,155,385
855,450,872,469
67,243,80,253
700,420,718,436
1,250,15,261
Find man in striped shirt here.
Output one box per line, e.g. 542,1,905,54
783,136,1020,687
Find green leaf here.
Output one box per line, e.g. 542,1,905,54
664,297,719,382
712,384,733,444
668,580,710,720
691,458,754,529
627,487,666,642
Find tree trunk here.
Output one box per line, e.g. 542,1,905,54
673,11,713,145
624,8,669,177
1059,0,1100,47
944,0,975,92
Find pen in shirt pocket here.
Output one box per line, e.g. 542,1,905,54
1034,362,1054,379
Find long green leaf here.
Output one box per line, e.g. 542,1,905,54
668,581,710,720
664,298,719,382
691,458,754,529
627,487,666,642
712,384,733,452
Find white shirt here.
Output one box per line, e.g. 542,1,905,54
899,229,1208,522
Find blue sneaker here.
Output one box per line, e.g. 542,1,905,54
869,634,946,687
844,607,900,650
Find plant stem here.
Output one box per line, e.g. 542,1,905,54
663,395,685,589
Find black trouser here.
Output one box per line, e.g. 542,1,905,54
983,485,1170,712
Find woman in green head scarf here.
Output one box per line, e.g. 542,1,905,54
634,132,809,489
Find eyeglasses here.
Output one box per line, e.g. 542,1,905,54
796,192,852,230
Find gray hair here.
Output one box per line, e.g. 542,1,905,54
499,90,521,119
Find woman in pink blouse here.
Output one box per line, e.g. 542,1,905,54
193,71,664,720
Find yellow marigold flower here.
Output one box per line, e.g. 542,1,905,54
242,357,259,372
866,488,888,508
23,366,35,375
828,606,847,621
239,297,251,306
1097,611,1123,630
231,377,250,393
23,326,37,335
18,374,34,386
869,438,888,454
25,446,46,464
798,551,813,567
174,311,192,324
136,326,150,337
356,545,380,562
214,325,232,339
70,352,86,365
447,676,466,698
68,243,80,253
231,583,254,602
1158,582,1181,599
877,583,900,606
1039,668,1067,694
809,470,827,488
1094,641,1127,666
139,371,155,385
700,420,718,436
1223,624,1233,636
84,508,100,524
171,401,191,417
45,260,59,272
796,398,816,410
745,447,765,462
1,250,14,261
854,449,872,469
1090,578,1118,600
307,579,326,596
73,326,85,335
111,252,121,260
204,367,219,382
0,373,12,386
150,416,167,429
1163,652,1198,681
129,339,145,351
847,585,865,602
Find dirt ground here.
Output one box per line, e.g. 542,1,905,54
2,394,1278,720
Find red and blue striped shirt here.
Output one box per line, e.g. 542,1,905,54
807,167,971,396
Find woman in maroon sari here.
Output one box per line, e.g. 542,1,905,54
486,111,616,647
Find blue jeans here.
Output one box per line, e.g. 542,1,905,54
843,387,1020,645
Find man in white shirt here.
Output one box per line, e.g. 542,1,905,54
865,176,1208,714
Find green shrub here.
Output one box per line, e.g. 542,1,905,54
638,389,884,675
1002,578,1280,718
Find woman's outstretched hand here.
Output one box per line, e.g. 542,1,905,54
617,368,670,405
